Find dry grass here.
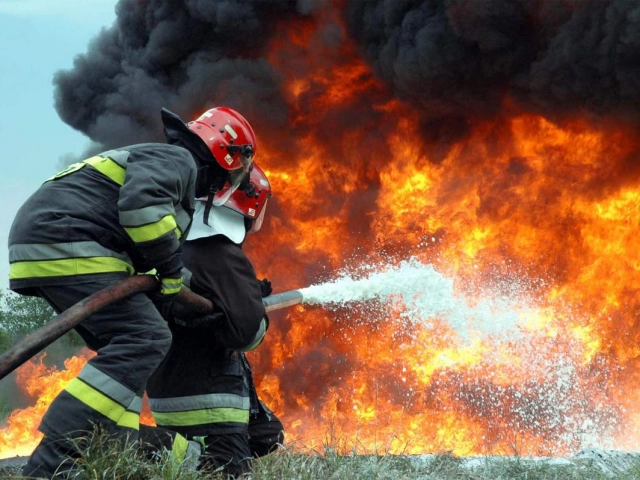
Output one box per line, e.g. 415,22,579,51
1,433,640,479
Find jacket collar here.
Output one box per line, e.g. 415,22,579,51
161,108,213,166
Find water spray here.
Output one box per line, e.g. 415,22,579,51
0,257,532,382
266,256,532,341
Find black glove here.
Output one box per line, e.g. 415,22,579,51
259,278,272,297
173,311,224,329
150,250,183,319
168,290,221,328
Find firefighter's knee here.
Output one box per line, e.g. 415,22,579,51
152,322,173,357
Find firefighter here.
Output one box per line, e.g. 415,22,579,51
145,163,284,477
9,106,257,479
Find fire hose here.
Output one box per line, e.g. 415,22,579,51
0,276,304,382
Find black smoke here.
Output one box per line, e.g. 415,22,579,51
54,0,640,150
53,0,316,149
344,0,640,124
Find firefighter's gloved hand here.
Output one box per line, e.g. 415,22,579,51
173,311,224,329
259,278,272,297
169,291,222,328
151,288,180,321
151,251,183,319
156,250,183,296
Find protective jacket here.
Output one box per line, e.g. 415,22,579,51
146,234,267,437
8,143,196,294
14,141,198,479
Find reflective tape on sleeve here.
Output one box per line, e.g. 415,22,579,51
124,214,178,244
84,156,126,186
160,276,182,295
243,318,268,351
119,203,175,228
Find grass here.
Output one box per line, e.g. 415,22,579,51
2,434,640,479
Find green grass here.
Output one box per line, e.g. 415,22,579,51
2,435,640,479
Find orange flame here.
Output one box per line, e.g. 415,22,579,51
0,351,156,460
243,4,640,457
0,352,93,459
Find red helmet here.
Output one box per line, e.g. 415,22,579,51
224,164,272,234
188,107,257,206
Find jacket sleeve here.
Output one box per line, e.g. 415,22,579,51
183,236,267,350
117,144,196,269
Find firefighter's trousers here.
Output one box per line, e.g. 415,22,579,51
22,276,172,479
147,349,284,477
139,399,284,477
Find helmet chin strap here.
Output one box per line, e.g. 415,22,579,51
194,165,210,197
202,172,229,226
203,184,218,227
195,161,229,226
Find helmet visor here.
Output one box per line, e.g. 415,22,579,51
249,197,269,234
212,159,253,207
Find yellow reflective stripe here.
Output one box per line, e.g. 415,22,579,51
153,408,249,427
45,162,86,182
124,214,177,243
116,410,141,430
65,379,139,430
171,434,189,463
84,156,126,186
9,256,135,279
161,277,182,295
78,363,139,409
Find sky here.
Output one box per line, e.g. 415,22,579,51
0,0,118,290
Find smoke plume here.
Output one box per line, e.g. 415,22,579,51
54,0,313,148
55,0,640,150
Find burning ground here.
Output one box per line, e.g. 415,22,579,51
4,0,640,460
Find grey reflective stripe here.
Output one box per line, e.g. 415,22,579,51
78,364,140,411
9,241,132,263
148,393,250,412
119,203,175,228
186,440,202,460
101,149,130,167
175,205,192,234
128,396,143,413
181,267,192,288
244,318,268,351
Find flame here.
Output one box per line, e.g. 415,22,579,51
244,4,640,457
249,109,640,455
5,1,640,461
0,351,156,460
0,352,93,458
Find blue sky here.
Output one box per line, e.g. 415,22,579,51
0,0,118,289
